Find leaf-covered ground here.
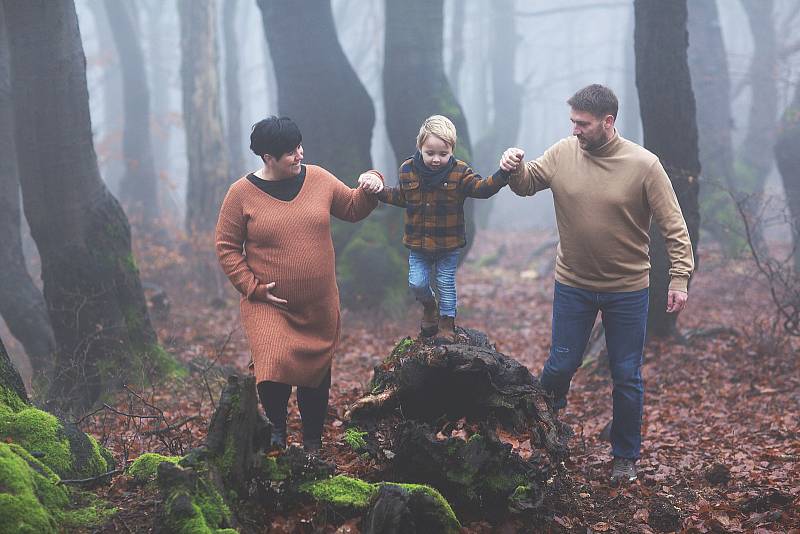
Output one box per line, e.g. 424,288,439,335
27,230,798,533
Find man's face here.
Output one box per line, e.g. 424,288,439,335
269,144,304,178
419,135,454,170
570,108,612,150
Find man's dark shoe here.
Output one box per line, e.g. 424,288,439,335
420,299,439,337
610,457,637,485
303,438,322,454
270,427,287,450
434,315,458,344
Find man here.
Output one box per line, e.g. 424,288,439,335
500,84,694,484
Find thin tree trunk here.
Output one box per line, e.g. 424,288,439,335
5,0,160,413
144,0,176,216
474,0,521,229
222,0,244,178
105,0,159,223
738,0,778,202
85,0,123,195
384,0,477,264
178,0,230,237
0,1,55,378
688,0,738,252
634,0,701,338
447,0,465,98
774,82,800,273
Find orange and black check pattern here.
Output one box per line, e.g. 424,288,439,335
378,158,508,252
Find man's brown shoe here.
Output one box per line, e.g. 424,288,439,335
434,315,458,344
420,300,438,337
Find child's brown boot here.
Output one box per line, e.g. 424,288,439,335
420,299,438,337
435,315,458,344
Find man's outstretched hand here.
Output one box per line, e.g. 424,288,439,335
500,147,525,172
666,290,688,313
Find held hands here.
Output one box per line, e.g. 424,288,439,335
358,171,384,194
666,290,688,313
500,147,525,172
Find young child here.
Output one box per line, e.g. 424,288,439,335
362,115,509,342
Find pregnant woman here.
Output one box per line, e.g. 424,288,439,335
215,116,383,452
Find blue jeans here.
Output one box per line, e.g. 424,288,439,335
408,250,460,317
541,281,648,459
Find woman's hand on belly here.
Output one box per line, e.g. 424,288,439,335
254,281,289,310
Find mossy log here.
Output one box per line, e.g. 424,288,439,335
346,329,575,522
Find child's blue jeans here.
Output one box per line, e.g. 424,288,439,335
541,281,648,460
408,250,460,317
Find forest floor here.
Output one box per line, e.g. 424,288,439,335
48,229,799,533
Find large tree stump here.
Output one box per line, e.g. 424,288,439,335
346,329,576,522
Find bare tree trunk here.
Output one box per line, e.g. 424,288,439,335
105,0,159,223
178,0,230,237
0,1,55,378
738,0,778,203
774,82,800,273
5,0,160,413
144,0,176,216
688,0,738,252
256,0,374,188
446,0,465,98
85,0,123,195
257,0,406,310
634,0,701,338
222,0,244,178
474,0,522,229
384,0,477,263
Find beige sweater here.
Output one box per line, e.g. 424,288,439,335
215,165,378,387
509,132,694,292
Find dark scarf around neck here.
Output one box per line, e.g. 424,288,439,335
412,150,455,191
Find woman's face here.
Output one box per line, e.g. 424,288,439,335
271,144,304,178
419,135,453,170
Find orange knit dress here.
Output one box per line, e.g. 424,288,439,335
215,165,379,387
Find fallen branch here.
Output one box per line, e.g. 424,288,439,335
58,468,123,486
142,415,201,436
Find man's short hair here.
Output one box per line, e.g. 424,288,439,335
567,84,619,119
250,116,302,159
416,115,457,149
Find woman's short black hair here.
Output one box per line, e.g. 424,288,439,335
250,116,302,159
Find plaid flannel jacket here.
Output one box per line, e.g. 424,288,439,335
378,158,508,252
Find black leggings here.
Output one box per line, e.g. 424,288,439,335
256,369,331,441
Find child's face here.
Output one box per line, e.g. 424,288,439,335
419,135,453,170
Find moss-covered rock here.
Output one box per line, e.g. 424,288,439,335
0,405,112,479
128,452,182,484
298,474,460,532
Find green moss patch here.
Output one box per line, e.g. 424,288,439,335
343,427,368,451
128,453,182,484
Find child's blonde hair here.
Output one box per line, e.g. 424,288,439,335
416,115,457,149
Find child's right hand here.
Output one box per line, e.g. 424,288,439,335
500,148,525,172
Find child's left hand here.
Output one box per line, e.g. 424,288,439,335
358,172,384,194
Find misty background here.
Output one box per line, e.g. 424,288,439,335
72,0,798,233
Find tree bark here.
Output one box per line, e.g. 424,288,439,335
222,0,244,179
774,82,800,273
178,0,230,237
0,1,55,377
384,0,477,263
104,0,160,223
634,0,701,338
5,0,159,413
738,0,778,202
474,0,522,229
688,0,738,251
